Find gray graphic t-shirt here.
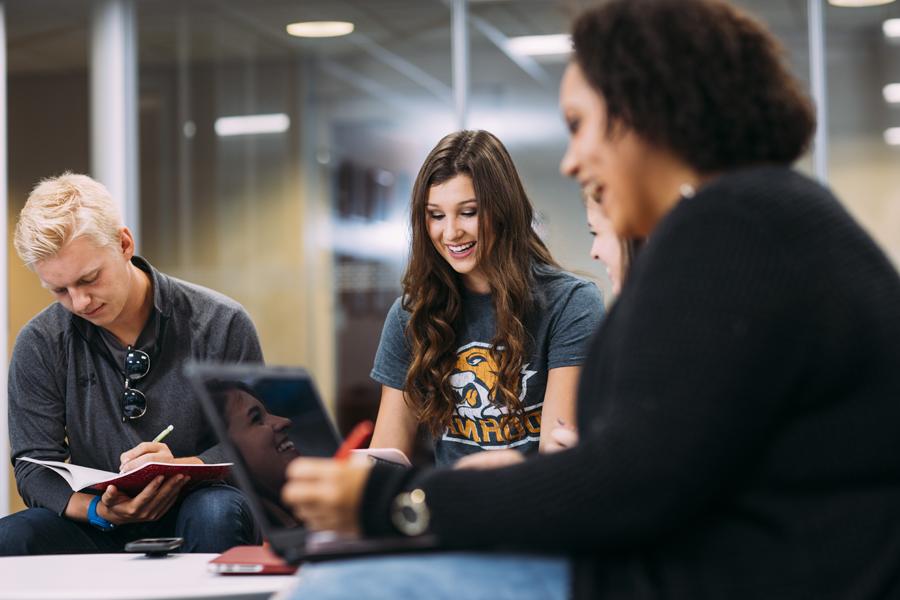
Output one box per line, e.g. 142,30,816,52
370,266,604,465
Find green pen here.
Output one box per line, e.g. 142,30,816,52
152,424,174,443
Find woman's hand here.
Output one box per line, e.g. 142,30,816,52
281,457,373,535
543,419,579,453
454,449,525,470
538,367,580,453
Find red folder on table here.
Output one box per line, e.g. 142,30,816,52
208,545,298,575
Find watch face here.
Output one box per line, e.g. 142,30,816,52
391,489,430,536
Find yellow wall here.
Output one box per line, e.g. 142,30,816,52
5,71,90,514
8,207,52,514
830,138,900,270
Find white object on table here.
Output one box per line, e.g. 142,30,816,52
0,553,297,600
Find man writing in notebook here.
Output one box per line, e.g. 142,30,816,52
0,173,262,555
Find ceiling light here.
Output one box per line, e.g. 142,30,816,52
506,34,571,57
884,127,900,146
884,83,900,103
884,18,900,37
828,0,895,6
286,21,354,38
215,114,290,137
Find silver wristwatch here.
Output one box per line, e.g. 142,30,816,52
391,488,431,536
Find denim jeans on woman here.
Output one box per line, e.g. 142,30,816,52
276,552,570,600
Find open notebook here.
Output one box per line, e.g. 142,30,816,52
17,457,231,496
185,362,436,565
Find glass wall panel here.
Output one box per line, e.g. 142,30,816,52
137,0,306,372
735,1,814,173
823,1,900,267
467,0,598,293
306,1,452,441
135,0,453,442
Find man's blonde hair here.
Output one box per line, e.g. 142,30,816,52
14,173,123,268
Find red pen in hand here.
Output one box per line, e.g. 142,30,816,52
334,420,375,460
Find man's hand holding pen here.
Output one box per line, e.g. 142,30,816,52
98,424,196,525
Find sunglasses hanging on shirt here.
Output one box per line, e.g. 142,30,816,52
122,346,150,422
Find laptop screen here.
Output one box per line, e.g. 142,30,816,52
186,363,341,544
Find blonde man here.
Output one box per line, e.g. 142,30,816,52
0,173,262,555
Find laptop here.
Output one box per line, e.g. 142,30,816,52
185,362,437,565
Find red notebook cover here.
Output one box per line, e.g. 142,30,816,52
208,545,298,575
87,463,231,496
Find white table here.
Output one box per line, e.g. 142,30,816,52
0,553,298,600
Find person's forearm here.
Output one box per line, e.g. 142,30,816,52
64,491,126,526
362,388,777,554
65,491,133,526
538,366,580,452
370,387,417,457
14,461,77,515
63,492,95,523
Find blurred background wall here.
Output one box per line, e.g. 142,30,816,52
3,0,900,515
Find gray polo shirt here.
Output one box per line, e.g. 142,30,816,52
8,256,264,514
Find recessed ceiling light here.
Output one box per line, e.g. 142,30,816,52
286,21,354,38
884,83,900,103
884,18,900,37
215,114,290,137
506,34,571,57
829,0,895,6
884,127,900,146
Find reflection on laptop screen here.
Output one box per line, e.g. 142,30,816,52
199,370,341,531
189,363,435,564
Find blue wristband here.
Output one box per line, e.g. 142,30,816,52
87,495,115,531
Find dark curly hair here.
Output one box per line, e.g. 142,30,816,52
571,0,816,172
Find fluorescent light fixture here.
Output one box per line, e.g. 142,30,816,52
884,83,900,103
333,221,408,260
829,0,894,6
884,18,900,38
286,21,354,38
214,113,290,137
884,127,900,146
506,34,571,57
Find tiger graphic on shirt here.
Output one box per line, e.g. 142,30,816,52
442,341,539,449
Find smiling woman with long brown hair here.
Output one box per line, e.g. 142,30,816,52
279,1,900,598
369,129,603,466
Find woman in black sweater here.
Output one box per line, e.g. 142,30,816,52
280,1,900,598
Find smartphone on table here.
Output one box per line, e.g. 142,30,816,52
124,537,184,557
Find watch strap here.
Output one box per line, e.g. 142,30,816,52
87,495,115,531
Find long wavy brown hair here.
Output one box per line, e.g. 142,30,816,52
402,130,559,436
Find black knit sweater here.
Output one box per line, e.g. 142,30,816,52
361,166,900,599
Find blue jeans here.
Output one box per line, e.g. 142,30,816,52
279,552,570,600
0,484,259,555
